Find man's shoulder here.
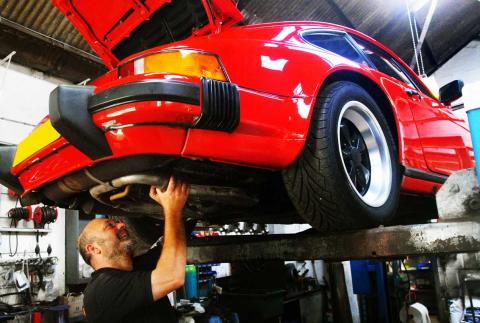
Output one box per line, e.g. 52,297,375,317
89,268,125,284
85,268,144,296
90,268,151,286
133,245,162,271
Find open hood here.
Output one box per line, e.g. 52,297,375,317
52,0,243,69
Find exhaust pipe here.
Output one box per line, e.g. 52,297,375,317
88,173,259,216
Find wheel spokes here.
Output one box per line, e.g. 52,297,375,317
340,123,353,147
357,134,368,154
337,101,392,207
351,168,358,187
351,131,362,150
357,164,371,193
340,119,372,196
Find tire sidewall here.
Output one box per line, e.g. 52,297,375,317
320,82,400,223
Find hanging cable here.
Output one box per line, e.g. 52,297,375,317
406,0,421,76
412,11,426,77
0,51,15,95
8,232,18,258
8,214,18,257
7,206,32,227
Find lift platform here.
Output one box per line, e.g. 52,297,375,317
187,169,480,263
187,219,480,263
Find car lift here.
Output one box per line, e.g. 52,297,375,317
186,168,480,321
188,219,479,263
187,168,480,263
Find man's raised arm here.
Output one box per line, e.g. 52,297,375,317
149,177,189,301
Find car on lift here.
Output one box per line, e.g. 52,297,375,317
0,0,473,237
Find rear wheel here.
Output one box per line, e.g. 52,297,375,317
282,81,400,231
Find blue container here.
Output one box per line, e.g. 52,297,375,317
185,265,198,300
208,316,222,323
467,108,480,184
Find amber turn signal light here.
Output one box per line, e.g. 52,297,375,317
118,50,227,81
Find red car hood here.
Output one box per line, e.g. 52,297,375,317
52,0,243,69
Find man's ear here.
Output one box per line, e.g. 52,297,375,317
85,243,100,255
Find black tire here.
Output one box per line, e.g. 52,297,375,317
282,81,401,231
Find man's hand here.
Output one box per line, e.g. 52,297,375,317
149,177,189,218
149,176,189,301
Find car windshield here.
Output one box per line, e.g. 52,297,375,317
111,0,209,60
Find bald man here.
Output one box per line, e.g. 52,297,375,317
78,177,189,323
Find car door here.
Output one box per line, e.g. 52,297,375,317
351,35,474,176
408,92,474,175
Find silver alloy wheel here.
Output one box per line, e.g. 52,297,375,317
337,101,392,207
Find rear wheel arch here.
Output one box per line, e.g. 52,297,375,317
318,70,400,154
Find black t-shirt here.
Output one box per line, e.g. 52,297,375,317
83,246,177,323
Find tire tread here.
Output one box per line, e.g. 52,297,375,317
283,81,399,231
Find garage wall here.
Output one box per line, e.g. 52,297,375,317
0,187,66,304
431,40,480,119
0,60,70,304
0,60,69,144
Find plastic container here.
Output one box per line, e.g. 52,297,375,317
467,108,480,184
208,316,222,323
185,265,198,300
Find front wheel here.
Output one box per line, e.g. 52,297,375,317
283,81,401,231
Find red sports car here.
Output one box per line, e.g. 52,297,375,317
0,0,473,232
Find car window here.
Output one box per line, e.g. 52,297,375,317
393,62,435,98
351,35,414,87
302,32,365,64
352,35,435,98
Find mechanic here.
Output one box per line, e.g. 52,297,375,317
77,176,189,323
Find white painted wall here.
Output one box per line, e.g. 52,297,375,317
0,59,70,305
430,40,480,120
0,60,69,144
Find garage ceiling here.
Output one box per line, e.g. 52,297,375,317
0,0,479,83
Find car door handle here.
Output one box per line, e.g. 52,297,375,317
405,88,421,99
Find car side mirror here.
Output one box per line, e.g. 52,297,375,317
439,80,464,105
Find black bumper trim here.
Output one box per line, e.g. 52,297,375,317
88,80,200,113
404,166,447,184
50,85,112,160
194,78,240,132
